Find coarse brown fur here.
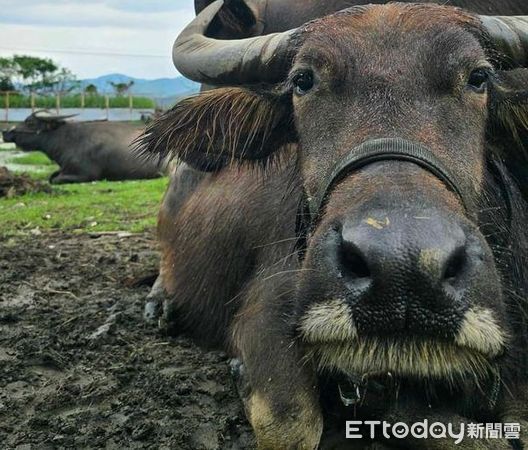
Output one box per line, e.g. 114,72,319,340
141,88,294,171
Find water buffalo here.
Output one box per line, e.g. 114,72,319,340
2,111,164,184
141,1,528,448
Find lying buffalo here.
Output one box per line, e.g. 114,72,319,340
142,1,528,448
2,111,164,184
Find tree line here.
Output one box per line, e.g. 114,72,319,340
0,55,135,97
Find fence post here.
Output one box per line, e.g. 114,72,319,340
4,91,9,123
105,95,109,120
129,93,133,120
56,92,61,114
81,91,85,109
31,92,36,112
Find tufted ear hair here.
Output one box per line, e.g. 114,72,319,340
138,87,295,172
488,68,528,197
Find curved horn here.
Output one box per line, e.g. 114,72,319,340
32,109,52,117
34,111,78,121
480,16,528,65
173,0,296,85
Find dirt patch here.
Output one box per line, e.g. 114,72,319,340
0,166,51,198
0,231,254,449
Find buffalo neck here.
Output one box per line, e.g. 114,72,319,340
36,124,74,165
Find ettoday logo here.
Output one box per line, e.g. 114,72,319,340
345,420,521,444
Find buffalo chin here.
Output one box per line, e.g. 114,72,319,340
307,338,498,385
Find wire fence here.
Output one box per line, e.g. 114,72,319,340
0,91,157,122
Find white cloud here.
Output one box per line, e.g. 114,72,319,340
0,2,194,29
0,0,196,79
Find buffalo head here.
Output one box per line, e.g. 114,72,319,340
2,127,16,143
4,110,77,151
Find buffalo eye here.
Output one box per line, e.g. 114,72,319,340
467,68,489,93
292,71,314,96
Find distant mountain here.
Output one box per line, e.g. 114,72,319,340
80,73,200,104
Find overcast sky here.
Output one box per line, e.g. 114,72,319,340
0,0,196,80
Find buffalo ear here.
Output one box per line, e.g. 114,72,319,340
488,69,528,194
139,87,294,172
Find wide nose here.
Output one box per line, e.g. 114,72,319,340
340,215,467,285
335,211,481,331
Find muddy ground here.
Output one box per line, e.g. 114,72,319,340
0,232,255,449
0,167,51,198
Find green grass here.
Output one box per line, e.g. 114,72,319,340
2,150,60,180
0,177,168,236
24,166,58,181
8,151,55,165
1,150,167,236
1,143,168,237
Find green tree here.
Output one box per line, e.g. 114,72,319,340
110,80,134,96
0,57,16,92
0,55,77,95
12,55,58,92
84,84,98,95
0,79,14,92
49,67,78,94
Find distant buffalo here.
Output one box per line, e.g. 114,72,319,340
2,111,165,184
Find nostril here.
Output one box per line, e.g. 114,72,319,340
340,240,370,279
442,246,467,282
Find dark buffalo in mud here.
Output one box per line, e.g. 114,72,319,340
2,111,164,184
141,1,528,449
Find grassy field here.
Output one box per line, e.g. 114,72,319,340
1,149,168,236
7,151,56,166
0,93,155,109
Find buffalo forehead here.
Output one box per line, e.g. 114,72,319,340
295,4,486,83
